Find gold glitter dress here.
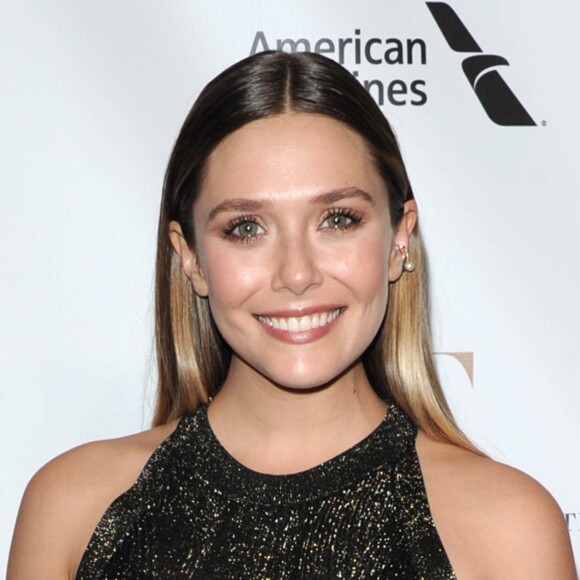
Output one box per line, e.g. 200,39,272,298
76,404,456,579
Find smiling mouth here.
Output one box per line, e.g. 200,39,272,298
256,308,343,332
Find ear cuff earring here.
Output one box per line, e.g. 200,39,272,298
396,244,415,272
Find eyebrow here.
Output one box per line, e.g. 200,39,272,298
206,187,375,223
310,187,376,206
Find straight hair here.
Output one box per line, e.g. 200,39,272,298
154,50,478,453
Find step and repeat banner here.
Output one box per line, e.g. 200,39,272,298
1,0,579,570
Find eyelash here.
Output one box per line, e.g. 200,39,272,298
320,208,363,231
222,208,364,243
222,215,265,243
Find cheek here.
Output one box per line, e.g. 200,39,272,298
203,249,265,308
329,235,391,296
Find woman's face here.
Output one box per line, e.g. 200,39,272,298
174,113,409,391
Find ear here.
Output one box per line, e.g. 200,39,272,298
168,221,209,297
388,200,418,282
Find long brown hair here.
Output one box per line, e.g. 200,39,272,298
154,51,477,452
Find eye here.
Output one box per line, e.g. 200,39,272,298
321,209,362,231
325,213,351,229
223,217,266,242
233,221,262,237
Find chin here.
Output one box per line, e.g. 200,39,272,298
257,360,360,394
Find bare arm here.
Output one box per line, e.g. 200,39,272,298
417,432,577,579
7,454,95,579
7,421,177,579
488,478,577,580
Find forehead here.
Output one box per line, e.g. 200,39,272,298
200,113,387,203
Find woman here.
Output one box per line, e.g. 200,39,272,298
8,51,576,578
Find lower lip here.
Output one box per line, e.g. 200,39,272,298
255,310,344,344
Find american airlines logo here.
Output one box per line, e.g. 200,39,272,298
249,3,536,126
426,2,536,126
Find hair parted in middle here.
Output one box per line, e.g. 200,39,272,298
154,50,477,453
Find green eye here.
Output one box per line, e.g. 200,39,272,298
327,214,351,229
321,209,362,232
235,222,261,237
224,218,265,242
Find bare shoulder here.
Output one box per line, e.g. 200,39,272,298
416,431,577,579
7,418,180,580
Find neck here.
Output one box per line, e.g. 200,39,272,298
206,359,387,474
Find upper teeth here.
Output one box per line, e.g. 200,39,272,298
257,308,341,332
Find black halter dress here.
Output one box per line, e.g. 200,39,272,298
76,404,455,579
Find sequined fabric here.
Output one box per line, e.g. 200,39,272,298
76,404,455,579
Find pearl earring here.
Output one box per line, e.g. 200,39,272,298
396,244,415,272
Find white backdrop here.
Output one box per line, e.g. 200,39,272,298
2,0,579,572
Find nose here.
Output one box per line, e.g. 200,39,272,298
271,234,323,295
